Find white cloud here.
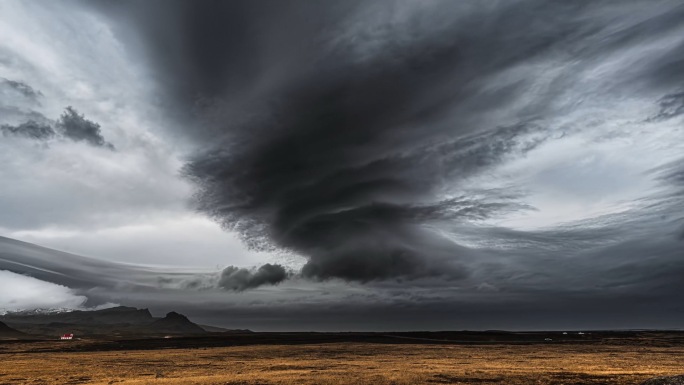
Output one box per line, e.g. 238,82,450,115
0,270,87,311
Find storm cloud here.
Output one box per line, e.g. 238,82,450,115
1,0,684,329
151,0,573,282
218,264,289,291
91,0,684,283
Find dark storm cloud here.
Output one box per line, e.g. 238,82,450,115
1,120,55,140
56,106,115,149
2,0,683,329
218,264,288,291
162,0,570,282
85,0,684,284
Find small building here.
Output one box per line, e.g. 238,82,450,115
60,333,74,340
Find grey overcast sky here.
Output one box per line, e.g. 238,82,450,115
0,0,683,331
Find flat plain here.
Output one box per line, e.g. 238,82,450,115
1,332,683,385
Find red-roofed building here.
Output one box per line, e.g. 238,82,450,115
60,333,74,340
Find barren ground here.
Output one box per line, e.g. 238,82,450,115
1,339,683,385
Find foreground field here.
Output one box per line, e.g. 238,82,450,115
1,341,683,385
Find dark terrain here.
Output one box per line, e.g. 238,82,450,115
0,307,682,384
2,306,683,351
0,306,217,338
1,336,683,385
2,329,684,354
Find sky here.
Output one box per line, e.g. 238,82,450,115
0,0,683,331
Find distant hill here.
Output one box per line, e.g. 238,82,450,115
150,312,207,334
0,320,26,339
0,306,211,337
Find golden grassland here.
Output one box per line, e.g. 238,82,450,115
1,342,683,385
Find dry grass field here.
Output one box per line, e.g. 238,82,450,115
1,341,683,385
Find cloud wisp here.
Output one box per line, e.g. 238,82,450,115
1,104,114,149
1,77,43,102
1,120,54,140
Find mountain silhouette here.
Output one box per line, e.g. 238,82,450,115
150,312,207,334
0,307,209,337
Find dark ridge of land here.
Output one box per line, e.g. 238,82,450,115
0,306,219,337
2,330,683,354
